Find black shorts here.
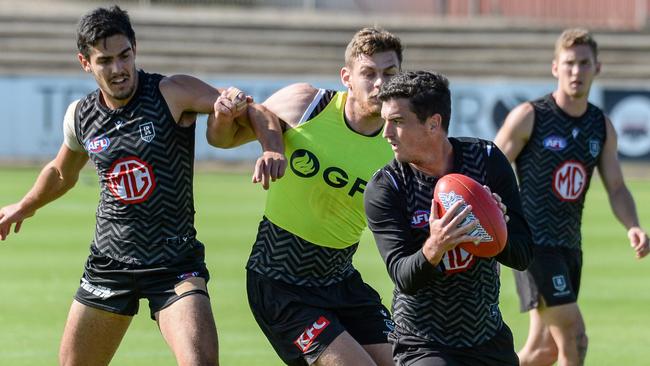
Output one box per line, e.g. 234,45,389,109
514,245,582,311
74,246,210,319
391,324,519,366
247,269,394,366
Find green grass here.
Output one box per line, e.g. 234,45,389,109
0,166,648,365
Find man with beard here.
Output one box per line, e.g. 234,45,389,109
244,27,401,365
0,5,284,366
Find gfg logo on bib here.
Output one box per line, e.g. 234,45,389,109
290,149,320,178
107,157,156,204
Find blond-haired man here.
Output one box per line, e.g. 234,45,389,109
494,28,649,366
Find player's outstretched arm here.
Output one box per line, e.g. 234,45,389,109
494,102,535,163
0,144,88,240
209,89,287,189
598,117,649,259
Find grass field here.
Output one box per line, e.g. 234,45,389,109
0,166,648,365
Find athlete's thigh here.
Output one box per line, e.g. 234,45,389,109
314,331,376,366
59,299,132,366
156,293,218,365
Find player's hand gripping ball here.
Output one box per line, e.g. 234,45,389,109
433,173,507,257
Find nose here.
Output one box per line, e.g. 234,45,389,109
375,74,389,88
382,121,393,138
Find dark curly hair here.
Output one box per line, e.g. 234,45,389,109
378,71,451,132
76,5,136,59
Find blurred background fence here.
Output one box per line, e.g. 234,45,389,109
1,0,649,161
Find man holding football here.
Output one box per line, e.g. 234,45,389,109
364,70,534,365
494,28,649,366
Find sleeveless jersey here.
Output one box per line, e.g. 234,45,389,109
378,138,505,347
516,94,606,250
247,90,393,286
74,70,200,266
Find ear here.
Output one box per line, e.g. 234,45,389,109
595,61,601,76
340,66,351,89
551,59,559,79
428,114,442,130
78,53,92,73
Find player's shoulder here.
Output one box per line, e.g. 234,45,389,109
508,101,536,122
369,159,401,189
266,83,320,104
263,83,324,128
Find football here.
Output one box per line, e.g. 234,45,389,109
433,173,507,257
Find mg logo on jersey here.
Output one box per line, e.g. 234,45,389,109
86,136,110,154
107,157,156,204
441,246,475,274
552,161,587,201
294,316,330,353
411,210,430,228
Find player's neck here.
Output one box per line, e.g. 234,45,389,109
410,138,454,178
344,103,384,136
552,90,589,118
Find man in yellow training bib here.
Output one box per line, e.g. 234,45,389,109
245,27,402,366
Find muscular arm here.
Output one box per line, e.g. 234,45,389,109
364,171,443,295
598,117,649,258
262,82,321,129
0,144,88,240
494,102,535,163
159,74,282,149
487,145,534,269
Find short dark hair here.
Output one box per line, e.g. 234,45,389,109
378,71,451,132
344,27,403,68
76,5,136,59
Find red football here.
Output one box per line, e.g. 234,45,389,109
433,173,507,257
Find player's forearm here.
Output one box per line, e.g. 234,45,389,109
18,163,79,216
388,250,442,295
609,186,641,230
206,113,239,148
248,104,284,153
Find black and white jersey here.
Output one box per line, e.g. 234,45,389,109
364,137,533,348
516,94,606,250
74,70,200,266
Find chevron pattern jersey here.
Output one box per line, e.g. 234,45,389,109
74,70,200,266
516,94,605,250
247,217,357,286
378,138,505,347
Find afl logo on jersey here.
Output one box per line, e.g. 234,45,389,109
543,135,567,151
552,161,587,201
107,157,156,204
411,210,430,228
86,136,110,154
